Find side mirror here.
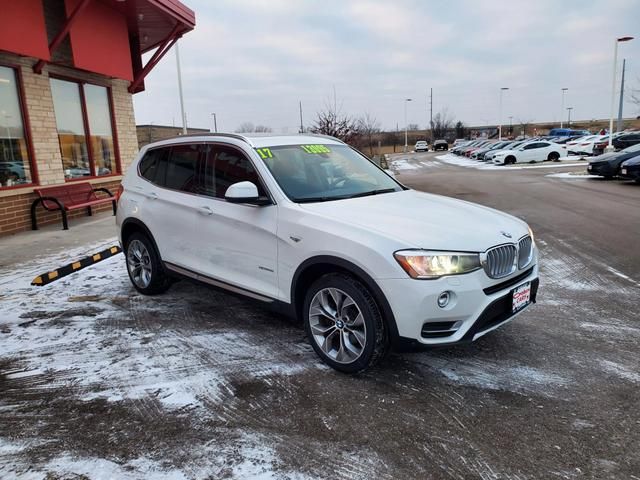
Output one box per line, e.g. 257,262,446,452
225,181,270,205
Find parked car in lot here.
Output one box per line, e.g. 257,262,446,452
493,141,565,165
484,141,526,162
548,128,591,137
117,133,539,373
587,143,640,178
433,139,448,151
453,139,467,147
620,155,640,183
611,132,640,150
472,141,512,160
463,140,492,157
414,141,429,152
571,135,607,156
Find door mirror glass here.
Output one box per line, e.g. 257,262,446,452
225,181,269,205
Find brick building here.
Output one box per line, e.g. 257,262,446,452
0,0,195,235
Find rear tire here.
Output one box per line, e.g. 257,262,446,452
125,232,171,295
303,273,389,373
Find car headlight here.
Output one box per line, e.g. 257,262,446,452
394,250,481,279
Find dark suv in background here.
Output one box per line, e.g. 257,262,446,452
433,140,448,151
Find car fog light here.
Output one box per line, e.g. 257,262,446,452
437,291,451,308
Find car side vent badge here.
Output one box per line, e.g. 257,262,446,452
289,235,302,243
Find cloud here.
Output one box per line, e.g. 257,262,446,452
133,0,640,132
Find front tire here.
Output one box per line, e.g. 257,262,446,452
548,152,560,162
125,232,171,295
303,273,388,373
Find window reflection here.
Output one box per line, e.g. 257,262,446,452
85,84,115,176
50,78,90,179
50,78,118,180
0,66,32,188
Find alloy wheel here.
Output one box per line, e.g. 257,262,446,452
308,288,366,364
127,239,152,289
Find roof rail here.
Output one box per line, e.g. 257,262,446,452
303,133,346,144
167,132,251,144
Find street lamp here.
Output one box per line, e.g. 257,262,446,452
606,36,634,152
404,98,412,152
498,87,509,141
566,107,573,126
508,116,513,136
560,88,568,128
210,112,217,133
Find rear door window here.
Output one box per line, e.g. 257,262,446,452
138,147,168,184
160,144,201,193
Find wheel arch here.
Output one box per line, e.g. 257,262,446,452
291,255,400,344
120,218,162,259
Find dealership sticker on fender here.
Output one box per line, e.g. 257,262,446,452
512,282,531,313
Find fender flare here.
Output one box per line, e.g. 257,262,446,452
291,255,400,344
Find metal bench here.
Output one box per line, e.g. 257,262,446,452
31,182,117,230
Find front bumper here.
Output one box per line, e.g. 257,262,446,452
620,166,640,180
587,163,616,176
378,263,539,345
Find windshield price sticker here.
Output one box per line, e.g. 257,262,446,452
301,145,331,154
255,148,273,159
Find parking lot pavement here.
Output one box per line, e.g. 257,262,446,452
1,155,639,479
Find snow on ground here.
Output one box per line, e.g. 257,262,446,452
433,154,587,170
545,172,600,179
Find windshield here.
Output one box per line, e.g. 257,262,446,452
257,144,403,203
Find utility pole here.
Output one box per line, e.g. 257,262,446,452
210,112,217,133
560,88,568,128
175,41,187,135
404,98,412,152
429,88,433,143
617,58,626,133
567,107,573,126
299,101,304,133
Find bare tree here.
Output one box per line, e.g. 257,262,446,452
311,98,358,143
356,113,381,157
432,109,454,139
235,122,272,133
454,121,467,139
407,123,420,131
235,122,255,133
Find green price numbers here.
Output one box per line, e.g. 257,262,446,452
255,148,273,159
300,145,331,154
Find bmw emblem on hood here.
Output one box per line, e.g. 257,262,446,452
501,231,512,239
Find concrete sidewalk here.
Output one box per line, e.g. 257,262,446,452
0,212,118,270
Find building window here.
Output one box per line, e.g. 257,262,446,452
50,77,118,180
0,66,33,188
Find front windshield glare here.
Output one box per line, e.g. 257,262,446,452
256,144,402,202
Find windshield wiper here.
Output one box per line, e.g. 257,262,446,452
345,188,398,199
294,196,338,203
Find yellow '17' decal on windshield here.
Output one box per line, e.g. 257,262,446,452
255,148,273,159
301,145,331,154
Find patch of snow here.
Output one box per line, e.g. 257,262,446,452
600,360,640,383
546,172,599,179
390,158,419,170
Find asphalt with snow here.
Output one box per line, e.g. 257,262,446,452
1,151,639,479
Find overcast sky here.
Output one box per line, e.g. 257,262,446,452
133,0,640,133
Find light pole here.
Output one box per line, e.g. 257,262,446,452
567,107,573,126
210,112,217,133
498,87,509,141
606,36,634,152
560,88,568,128
508,116,513,137
404,98,412,152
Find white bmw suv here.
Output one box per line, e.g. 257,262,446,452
117,134,539,373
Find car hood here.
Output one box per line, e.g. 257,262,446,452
299,190,528,251
621,154,640,167
590,149,639,165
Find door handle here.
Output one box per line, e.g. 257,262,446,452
197,206,213,216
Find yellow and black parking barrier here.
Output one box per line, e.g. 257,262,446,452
31,246,122,286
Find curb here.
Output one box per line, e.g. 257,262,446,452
31,246,122,286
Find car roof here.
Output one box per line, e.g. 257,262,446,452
143,133,346,150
